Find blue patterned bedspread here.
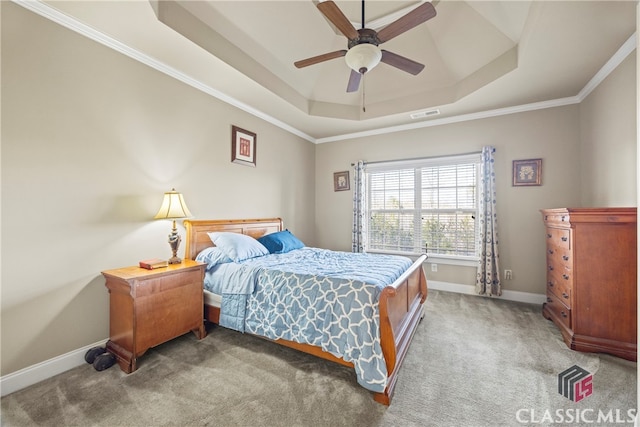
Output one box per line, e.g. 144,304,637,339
201,247,413,393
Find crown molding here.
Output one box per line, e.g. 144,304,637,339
12,1,636,145
13,0,315,143
576,32,637,102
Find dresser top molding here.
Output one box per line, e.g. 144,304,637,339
541,207,637,226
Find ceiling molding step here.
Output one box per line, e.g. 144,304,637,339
315,97,579,144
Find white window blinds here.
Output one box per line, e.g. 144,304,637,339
365,153,481,258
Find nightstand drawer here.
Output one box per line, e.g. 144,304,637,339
133,268,203,298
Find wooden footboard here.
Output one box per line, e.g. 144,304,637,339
375,254,428,404
184,218,428,405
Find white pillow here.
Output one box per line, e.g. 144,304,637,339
195,247,232,266
207,232,269,262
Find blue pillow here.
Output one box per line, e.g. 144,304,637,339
258,230,305,254
195,247,232,266
207,232,269,262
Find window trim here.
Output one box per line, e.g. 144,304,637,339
364,152,482,261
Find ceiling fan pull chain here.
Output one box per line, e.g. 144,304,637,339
362,74,366,113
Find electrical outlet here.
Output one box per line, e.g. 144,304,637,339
505,269,513,280
431,264,438,272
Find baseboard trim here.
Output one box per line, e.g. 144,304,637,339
0,339,107,397
1,282,544,397
428,280,547,305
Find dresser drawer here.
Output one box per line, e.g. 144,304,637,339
545,291,571,330
546,271,572,306
546,246,572,267
545,227,571,250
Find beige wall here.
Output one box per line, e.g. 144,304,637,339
1,3,315,375
315,107,583,294
579,53,637,206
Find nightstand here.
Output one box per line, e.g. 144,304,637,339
101,260,206,373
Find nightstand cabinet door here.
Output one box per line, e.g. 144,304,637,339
541,208,637,362
102,260,206,373
134,267,204,351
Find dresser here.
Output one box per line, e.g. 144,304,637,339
541,207,637,361
102,260,206,373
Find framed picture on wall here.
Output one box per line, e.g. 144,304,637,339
512,158,542,186
231,125,257,167
333,171,350,191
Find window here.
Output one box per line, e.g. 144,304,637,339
365,153,481,262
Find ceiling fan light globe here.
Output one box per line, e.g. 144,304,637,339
345,43,382,74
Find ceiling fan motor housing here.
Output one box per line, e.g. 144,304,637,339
347,28,380,49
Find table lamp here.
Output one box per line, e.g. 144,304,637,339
154,188,192,264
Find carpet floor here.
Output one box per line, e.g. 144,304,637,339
1,290,636,426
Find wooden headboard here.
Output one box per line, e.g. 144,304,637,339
183,218,283,260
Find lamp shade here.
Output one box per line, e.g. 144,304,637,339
345,43,382,74
153,188,192,219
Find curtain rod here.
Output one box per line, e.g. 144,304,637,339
351,149,485,167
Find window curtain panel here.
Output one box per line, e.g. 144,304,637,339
475,146,501,296
352,161,367,253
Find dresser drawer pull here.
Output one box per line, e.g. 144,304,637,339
562,292,569,299
562,255,569,261
561,216,567,222
548,281,554,288
547,234,552,239
561,311,568,318
547,297,553,303
561,236,568,242
562,274,569,280
548,249,554,254
548,266,554,271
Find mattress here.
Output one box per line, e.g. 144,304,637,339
203,289,222,308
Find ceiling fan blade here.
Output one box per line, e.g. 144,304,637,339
317,1,359,40
346,70,362,92
376,2,437,43
381,50,425,75
294,50,347,68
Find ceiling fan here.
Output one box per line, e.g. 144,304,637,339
294,0,437,93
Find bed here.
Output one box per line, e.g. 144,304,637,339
184,218,427,405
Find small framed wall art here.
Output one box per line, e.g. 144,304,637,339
512,158,542,186
231,125,257,167
333,171,350,191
